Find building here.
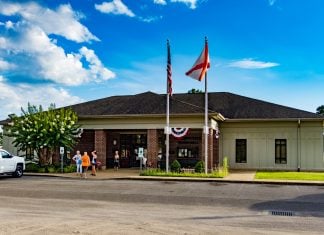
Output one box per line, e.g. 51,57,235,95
1,91,324,171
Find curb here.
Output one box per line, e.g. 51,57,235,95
23,173,324,186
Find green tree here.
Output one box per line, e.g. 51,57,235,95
6,103,81,165
316,105,324,116
188,88,203,94
0,131,3,146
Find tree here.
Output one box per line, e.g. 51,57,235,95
188,88,203,94
316,105,324,116
5,103,81,165
0,131,3,146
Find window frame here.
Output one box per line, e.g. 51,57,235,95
275,139,287,164
235,139,247,163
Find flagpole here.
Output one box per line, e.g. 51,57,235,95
204,71,208,174
166,85,170,173
166,40,170,173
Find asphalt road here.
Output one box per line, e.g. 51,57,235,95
0,176,324,234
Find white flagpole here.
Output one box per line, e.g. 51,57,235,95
166,40,170,173
204,71,208,174
166,89,170,173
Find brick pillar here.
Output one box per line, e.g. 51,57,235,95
201,128,214,171
147,129,159,168
95,130,107,170
208,129,214,170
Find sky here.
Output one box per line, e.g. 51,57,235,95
0,0,323,122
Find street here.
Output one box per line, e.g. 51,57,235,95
0,176,324,234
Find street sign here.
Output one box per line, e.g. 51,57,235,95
138,147,144,158
60,147,64,154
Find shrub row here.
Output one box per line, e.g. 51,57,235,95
25,163,76,173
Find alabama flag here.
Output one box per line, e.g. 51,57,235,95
185,39,210,81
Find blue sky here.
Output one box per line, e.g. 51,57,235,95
0,0,323,121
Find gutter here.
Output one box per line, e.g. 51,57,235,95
224,118,324,122
297,119,301,171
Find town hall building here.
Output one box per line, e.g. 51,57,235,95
2,91,324,171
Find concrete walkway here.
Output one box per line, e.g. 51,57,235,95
24,169,324,186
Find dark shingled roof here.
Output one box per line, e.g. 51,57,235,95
68,91,320,119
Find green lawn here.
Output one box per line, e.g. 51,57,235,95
140,169,227,178
255,171,324,181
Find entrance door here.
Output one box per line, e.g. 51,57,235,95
120,134,147,168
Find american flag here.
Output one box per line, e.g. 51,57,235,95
167,40,172,96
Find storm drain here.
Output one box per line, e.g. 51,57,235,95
270,211,295,216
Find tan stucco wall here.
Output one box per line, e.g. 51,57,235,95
219,121,324,171
1,127,22,156
78,116,211,130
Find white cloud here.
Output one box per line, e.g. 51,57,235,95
0,1,98,43
0,58,15,71
268,0,276,6
0,2,115,86
154,0,167,5
79,46,116,81
0,78,83,120
228,58,279,69
95,0,135,17
139,15,163,23
170,0,198,9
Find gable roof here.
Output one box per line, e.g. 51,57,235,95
68,91,320,120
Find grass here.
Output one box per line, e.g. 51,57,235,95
255,171,324,181
140,169,226,178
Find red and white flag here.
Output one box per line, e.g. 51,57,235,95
185,39,210,81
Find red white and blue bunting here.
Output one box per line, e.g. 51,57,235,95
171,127,189,138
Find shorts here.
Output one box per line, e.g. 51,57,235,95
114,161,119,167
82,166,88,172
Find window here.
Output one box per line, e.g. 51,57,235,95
177,147,199,158
0,150,11,159
275,139,287,164
236,139,247,163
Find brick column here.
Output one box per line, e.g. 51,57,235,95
147,129,159,168
95,130,107,170
208,129,214,170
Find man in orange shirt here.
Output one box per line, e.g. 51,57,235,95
81,152,90,179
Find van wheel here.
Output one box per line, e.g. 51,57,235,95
13,165,23,178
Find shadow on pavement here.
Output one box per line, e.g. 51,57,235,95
250,193,324,217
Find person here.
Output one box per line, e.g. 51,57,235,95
142,156,147,169
91,150,97,176
114,150,120,171
72,150,82,175
81,151,90,178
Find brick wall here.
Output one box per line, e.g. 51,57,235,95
94,130,107,169
213,135,219,168
147,129,158,167
73,130,95,156
208,129,214,169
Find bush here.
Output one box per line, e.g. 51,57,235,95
47,166,56,173
63,165,77,173
25,163,39,172
38,167,46,173
223,156,229,176
171,160,181,172
194,160,205,173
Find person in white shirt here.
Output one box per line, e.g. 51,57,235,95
72,150,82,175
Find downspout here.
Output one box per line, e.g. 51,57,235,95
297,119,301,172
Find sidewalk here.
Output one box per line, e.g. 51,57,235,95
24,169,324,186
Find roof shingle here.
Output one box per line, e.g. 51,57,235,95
68,91,320,119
